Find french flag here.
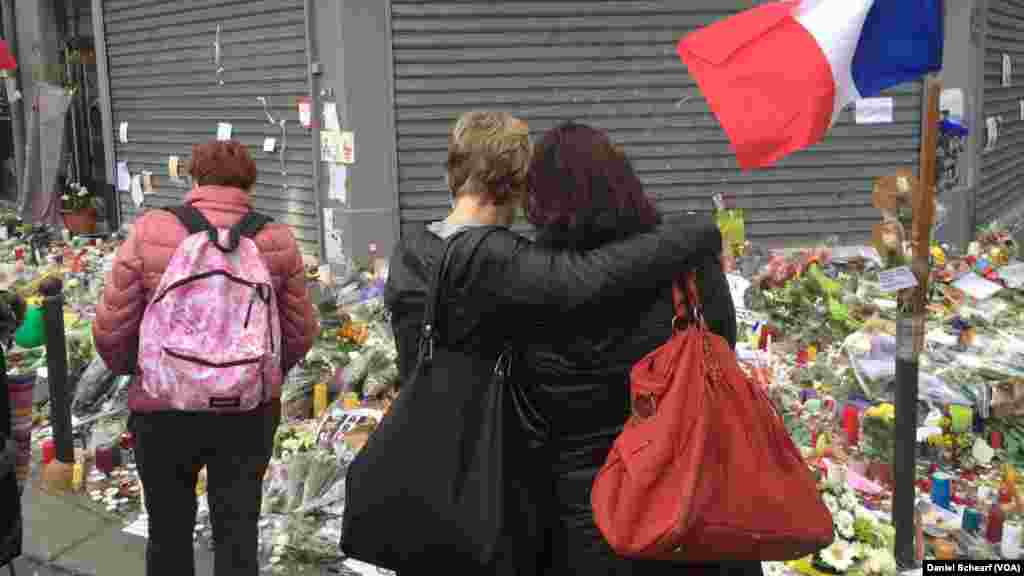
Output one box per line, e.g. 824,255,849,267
677,0,943,170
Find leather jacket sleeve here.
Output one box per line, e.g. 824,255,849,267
472,213,722,313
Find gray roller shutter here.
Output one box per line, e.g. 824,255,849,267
978,0,1024,227
391,0,922,246
101,0,318,252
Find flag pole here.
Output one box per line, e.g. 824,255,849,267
893,75,941,570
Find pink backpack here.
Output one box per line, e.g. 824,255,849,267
137,206,282,412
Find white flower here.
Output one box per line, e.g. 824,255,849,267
820,538,858,572
836,510,855,539
762,562,788,576
61,194,70,201
841,491,858,512
77,188,88,197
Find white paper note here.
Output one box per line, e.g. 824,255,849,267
1020,100,1024,122
340,131,355,164
953,272,1003,301
216,122,232,141
1003,54,1013,87
878,266,918,292
940,88,964,120
320,131,340,163
118,122,128,144
323,101,341,132
855,97,893,124
1000,262,1024,289
116,161,130,192
323,207,335,231
130,174,144,207
986,117,999,151
330,164,348,203
263,137,276,153
168,156,180,180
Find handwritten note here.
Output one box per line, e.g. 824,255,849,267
726,273,750,309
263,137,276,153
340,131,355,164
878,266,918,292
323,101,341,131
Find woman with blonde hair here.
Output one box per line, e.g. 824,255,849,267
380,111,724,574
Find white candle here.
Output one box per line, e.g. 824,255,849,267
1002,521,1022,559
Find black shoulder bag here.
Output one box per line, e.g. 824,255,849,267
341,227,548,573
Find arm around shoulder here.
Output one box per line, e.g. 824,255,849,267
473,214,721,312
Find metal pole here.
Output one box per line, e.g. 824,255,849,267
893,76,942,570
304,0,325,263
1,0,24,206
40,277,72,464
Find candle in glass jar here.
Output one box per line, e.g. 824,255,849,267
842,405,860,446
95,444,115,475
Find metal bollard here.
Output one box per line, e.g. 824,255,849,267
39,277,73,465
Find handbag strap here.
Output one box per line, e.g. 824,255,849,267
671,271,704,333
419,226,504,362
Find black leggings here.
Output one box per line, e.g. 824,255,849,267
130,402,280,576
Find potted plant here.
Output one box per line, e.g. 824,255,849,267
60,181,98,235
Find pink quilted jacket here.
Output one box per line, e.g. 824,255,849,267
92,185,319,412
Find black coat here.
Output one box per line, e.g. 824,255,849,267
519,236,762,576
383,215,723,575
0,356,22,569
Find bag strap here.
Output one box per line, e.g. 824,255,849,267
419,226,503,362
671,270,704,333
166,205,274,252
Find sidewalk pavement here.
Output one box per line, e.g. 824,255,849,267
18,483,215,576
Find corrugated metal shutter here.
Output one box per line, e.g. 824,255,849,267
978,0,1024,227
391,0,922,246
101,0,319,252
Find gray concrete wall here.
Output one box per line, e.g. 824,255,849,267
315,0,399,267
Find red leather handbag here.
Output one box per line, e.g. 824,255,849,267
591,273,833,561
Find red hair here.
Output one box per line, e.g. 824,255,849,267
189,140,258,190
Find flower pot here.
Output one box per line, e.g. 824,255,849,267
61,207,98,235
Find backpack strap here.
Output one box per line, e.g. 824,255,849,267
233,211,273,239
165,206,273,252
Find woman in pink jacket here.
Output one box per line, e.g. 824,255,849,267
92,140,318,576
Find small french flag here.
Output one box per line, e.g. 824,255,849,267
678,0,943,171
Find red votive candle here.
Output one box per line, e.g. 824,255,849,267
41,439,55,464
843,405,860,446
991,431,1004,450
95,444,116,475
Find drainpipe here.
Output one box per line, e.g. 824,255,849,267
304,0,325,263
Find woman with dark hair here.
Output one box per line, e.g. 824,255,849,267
523,121,754,576
93,140,318,576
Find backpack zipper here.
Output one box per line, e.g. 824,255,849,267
164,348,262,368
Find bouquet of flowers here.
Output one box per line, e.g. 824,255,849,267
859,404,895,465
813,469,896,575
60,181,95,212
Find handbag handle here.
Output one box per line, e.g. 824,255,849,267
671,270,704,333
419,227,503,363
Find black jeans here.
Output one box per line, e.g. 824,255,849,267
130,401,281,576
